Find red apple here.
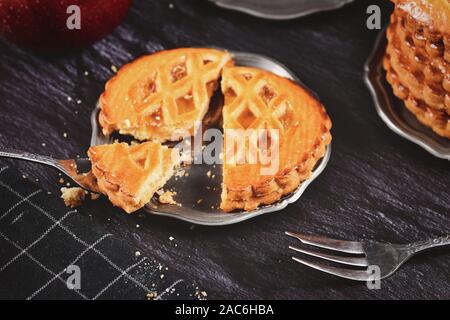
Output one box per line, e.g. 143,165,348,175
0,0,133,50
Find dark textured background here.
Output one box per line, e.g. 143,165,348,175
0,0,449,299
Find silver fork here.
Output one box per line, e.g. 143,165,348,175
0,148,98,192
286,231,450,281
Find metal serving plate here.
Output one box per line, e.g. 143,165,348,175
365,30,450,161
90,51,331,225
209,0,354,20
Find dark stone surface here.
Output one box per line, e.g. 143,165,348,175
0,0,448,299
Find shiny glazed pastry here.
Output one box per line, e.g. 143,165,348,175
99,48,233,142
384,0,450,138
93,48,332,213
220,66,332,212
88,142,179,213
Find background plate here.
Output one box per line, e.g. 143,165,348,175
209,0,354,20
365,30,450,161
90,51,331,225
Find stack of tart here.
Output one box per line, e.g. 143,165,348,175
88,48,332,213
383,0,450,139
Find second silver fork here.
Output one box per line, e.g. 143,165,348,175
286,231,450,281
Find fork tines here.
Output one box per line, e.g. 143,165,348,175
286,231,372,281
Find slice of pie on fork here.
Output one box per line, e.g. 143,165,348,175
88,142,179,213
220,66,332,212
99,48,233,142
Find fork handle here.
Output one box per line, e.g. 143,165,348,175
0,148,60,169
405,236,450,255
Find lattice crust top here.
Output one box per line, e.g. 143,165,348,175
99,48,233,142
220,67,332,212
88,142,179,213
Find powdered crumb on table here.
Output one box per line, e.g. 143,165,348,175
61,187,85,208
146,292,157,300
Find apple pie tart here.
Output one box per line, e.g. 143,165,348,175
99,48,233,142
220,67,332,212
88,142,179,213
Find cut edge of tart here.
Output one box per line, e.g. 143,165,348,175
88,141,180,213
99,47,233,142
220,66,332,212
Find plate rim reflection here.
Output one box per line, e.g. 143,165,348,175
208,0,354,20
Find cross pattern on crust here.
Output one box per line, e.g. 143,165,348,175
224,70,294,131
131,52,225,126
95,144,161,180
224,70,294,163
127,144,155,170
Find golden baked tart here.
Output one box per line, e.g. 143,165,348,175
92,48,333,213
220,66,332,212
384,0,450,138
88,142,179,213
99,48,233,142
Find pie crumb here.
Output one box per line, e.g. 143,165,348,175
90,193,100,200
174,168,186,178
61,187,85,208
157,190,178,205
146,292,157,300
